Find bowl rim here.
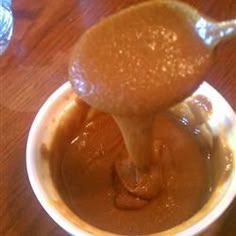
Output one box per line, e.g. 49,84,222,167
26,81,236,236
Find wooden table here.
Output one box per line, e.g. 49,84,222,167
1,0,235,235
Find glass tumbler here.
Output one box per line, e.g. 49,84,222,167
0,0,13,55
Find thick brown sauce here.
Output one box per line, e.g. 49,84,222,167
50,0,213,234
68,0,212,204
50,100,211,235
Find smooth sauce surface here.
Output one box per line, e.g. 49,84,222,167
49,100,211,235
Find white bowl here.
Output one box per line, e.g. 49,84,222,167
26,81,236,236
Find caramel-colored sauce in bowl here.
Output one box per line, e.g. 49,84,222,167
49,99,211,235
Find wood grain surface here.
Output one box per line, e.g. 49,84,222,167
0,0,235,235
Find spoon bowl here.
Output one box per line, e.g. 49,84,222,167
69,0,236,116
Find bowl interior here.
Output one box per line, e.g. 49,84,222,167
26,82,236,236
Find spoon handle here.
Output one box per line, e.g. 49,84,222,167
195,18,236,48
215,19,236,45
